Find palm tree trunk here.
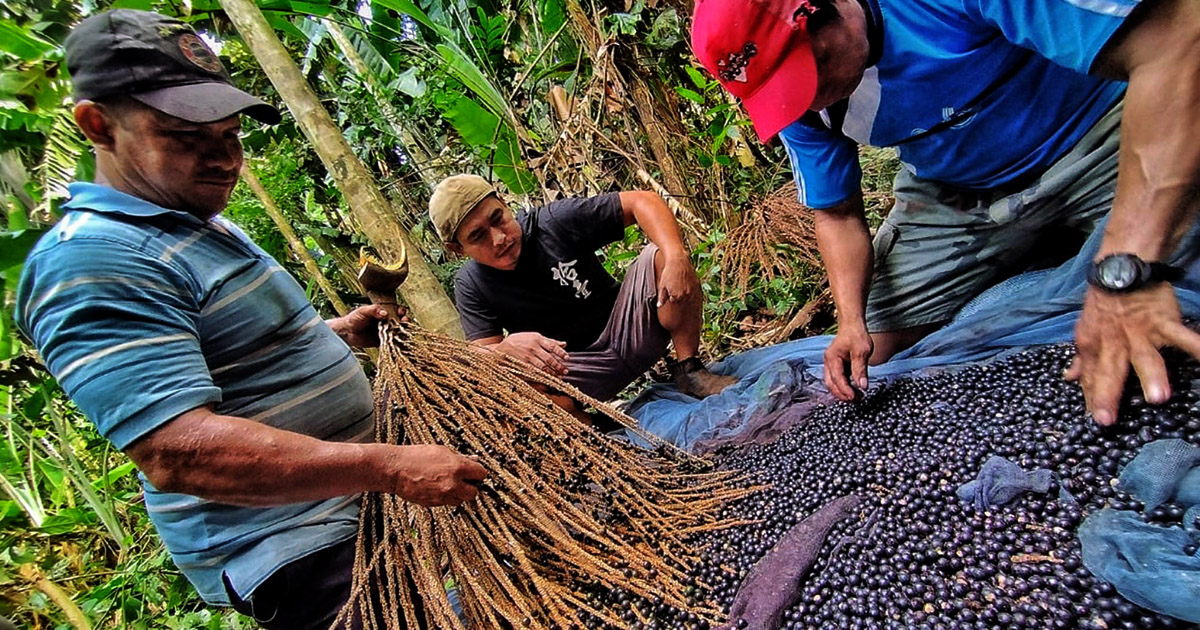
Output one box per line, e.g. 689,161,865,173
625,71,698,221
563,0,710,235
240,164,350,316
219,0,463,338
312,231,367,297
323,20,443,192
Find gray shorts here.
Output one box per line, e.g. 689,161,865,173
866,101,1124,332
564,244,671,401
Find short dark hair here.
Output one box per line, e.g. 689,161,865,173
803,0,841,32
92,95,150,128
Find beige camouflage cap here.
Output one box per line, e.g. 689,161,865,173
429,174,497,243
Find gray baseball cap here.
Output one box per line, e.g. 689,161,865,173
65,9,281,124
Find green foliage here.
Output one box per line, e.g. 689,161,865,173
346,0,544,195
694,229,828,350
0,369,250,628
0,0,84,221
444,95,538,194
226,145,310,262
224,136,366,317
375,0,445,37
539,0,566,34
392,66,426,97
0,22,55,60
604,0,644,37
468,7,506,63
436,42,511,127
676,65,748,169
0,229,41,270
0,220,43,363
644,8,682,50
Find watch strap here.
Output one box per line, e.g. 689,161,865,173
1087,254,1185,293
1147,261,1184,283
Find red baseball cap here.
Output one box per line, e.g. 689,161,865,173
691,0,818,142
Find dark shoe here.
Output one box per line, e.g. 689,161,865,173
670,356,739,398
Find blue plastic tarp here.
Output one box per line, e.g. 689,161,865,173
1079,439,1200,622
626,217,1200,453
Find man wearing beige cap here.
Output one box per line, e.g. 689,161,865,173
430,175,737,401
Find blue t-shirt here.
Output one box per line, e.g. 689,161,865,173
780,0,1137,208
16,183,374,605
454,194,625,351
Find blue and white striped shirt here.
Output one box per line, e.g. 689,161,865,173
16,182,374,605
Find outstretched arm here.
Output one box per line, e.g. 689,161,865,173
1068,0,1200,424
814,193,875,401
127,406,487,507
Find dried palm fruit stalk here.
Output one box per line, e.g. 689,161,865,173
722,181,823,301
334,260,756,630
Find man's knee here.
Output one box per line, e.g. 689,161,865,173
868,323,943,365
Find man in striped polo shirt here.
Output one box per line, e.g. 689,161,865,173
16,10,486,628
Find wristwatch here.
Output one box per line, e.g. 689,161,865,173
1086,253,1183,293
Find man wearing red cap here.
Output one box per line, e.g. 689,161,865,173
693,0,1200,425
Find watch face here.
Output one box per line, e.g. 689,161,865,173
1098,256,1139,290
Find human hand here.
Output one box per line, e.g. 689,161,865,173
1065,284,1200,425
497,332,569,377
327,304,394,348
824,327,873,401
657,253,699,307
390,445,488,507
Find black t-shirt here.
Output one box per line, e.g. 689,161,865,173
454,193,626,351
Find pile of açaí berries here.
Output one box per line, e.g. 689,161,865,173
580,344,1200,630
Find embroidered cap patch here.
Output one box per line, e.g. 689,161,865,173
178,33,224,74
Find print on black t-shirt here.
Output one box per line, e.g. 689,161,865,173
453,193,627,352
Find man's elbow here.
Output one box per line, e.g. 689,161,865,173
629,191,669,214
128,444,190,493
812,198,867,231
124,410,211,494
624,190,659,206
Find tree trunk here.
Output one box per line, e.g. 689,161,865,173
323,20,443,192
563,0,710,237
219,0,463,338
625,71,696,220
240,164,350,316
312,231,367,297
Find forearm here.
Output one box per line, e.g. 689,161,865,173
621,191,689,260
473,335,503,348
1058,0,1200,426
1095,0,1200,261
325,304,388,348
128,407,396,506
326,316,353,343
814,195,874,330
